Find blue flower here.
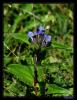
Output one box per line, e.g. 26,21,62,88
28,26,51,46
41,34,51,46
34,32,38,36
37,26,45,35
28,31,34,41
44,34,51,43
28,26,45,41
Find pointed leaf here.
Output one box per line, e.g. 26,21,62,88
20,4,33,13
37,66,43,82
12,33,30,45
46,84,72,96
52,41,73,51
42,56,61,64
6,64,34,86
11,15,25,33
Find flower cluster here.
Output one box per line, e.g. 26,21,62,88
28,26,51,46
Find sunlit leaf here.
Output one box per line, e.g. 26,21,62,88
52,41,73,51
11,33,30,45
19,4,33,13
6,64,34,86
46,84,72,96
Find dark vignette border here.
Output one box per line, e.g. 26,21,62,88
1,1,75,100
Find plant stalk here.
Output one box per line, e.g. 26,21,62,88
33,54,38,96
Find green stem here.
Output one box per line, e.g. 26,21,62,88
33,51,46,96
42,65,46,96
33,54,38,96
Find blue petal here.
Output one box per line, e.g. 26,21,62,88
37,26,45,35
44,34,51,42
28,31,34,40
37,31,44,35
39,26,45,31
34,32,38,35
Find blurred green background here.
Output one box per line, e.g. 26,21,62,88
3,3,73,97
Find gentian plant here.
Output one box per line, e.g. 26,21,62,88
28,26,51,96
28,26,51,46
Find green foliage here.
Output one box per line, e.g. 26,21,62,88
6,64,34,86
11,32,30,45
4,3,73,97
46,84,73,96
4,78,27,96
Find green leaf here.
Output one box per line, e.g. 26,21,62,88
48,56,61,63
52,41,73,51
42,56,61,64
46,84,72,96
6,64,34,86
4,91,12,96
4,19,9,33
55,12,67,34
37,66,43,82
11,15,26,33
68,9,73,20
41,15,55,23
11,33,30,45
48,66,59,73
20,4,33,13
24,20,40,32
4,55,11,65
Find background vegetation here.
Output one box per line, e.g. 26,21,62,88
3,3,73,97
